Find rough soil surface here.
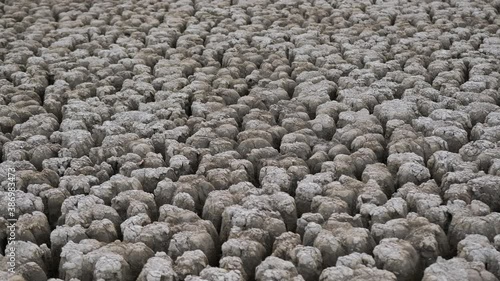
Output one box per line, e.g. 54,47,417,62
1,0,500,280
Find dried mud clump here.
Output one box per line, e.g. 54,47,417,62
1,0,500,280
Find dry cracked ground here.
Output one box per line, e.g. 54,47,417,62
1,0,500,280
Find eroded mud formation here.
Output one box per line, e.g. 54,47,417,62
1,0,500,280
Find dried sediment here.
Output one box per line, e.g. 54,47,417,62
1,0,500,280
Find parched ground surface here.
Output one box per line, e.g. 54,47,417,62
1,0,500,280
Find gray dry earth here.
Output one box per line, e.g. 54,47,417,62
0,0,500,280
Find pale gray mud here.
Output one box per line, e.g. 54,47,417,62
1,0,500,280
